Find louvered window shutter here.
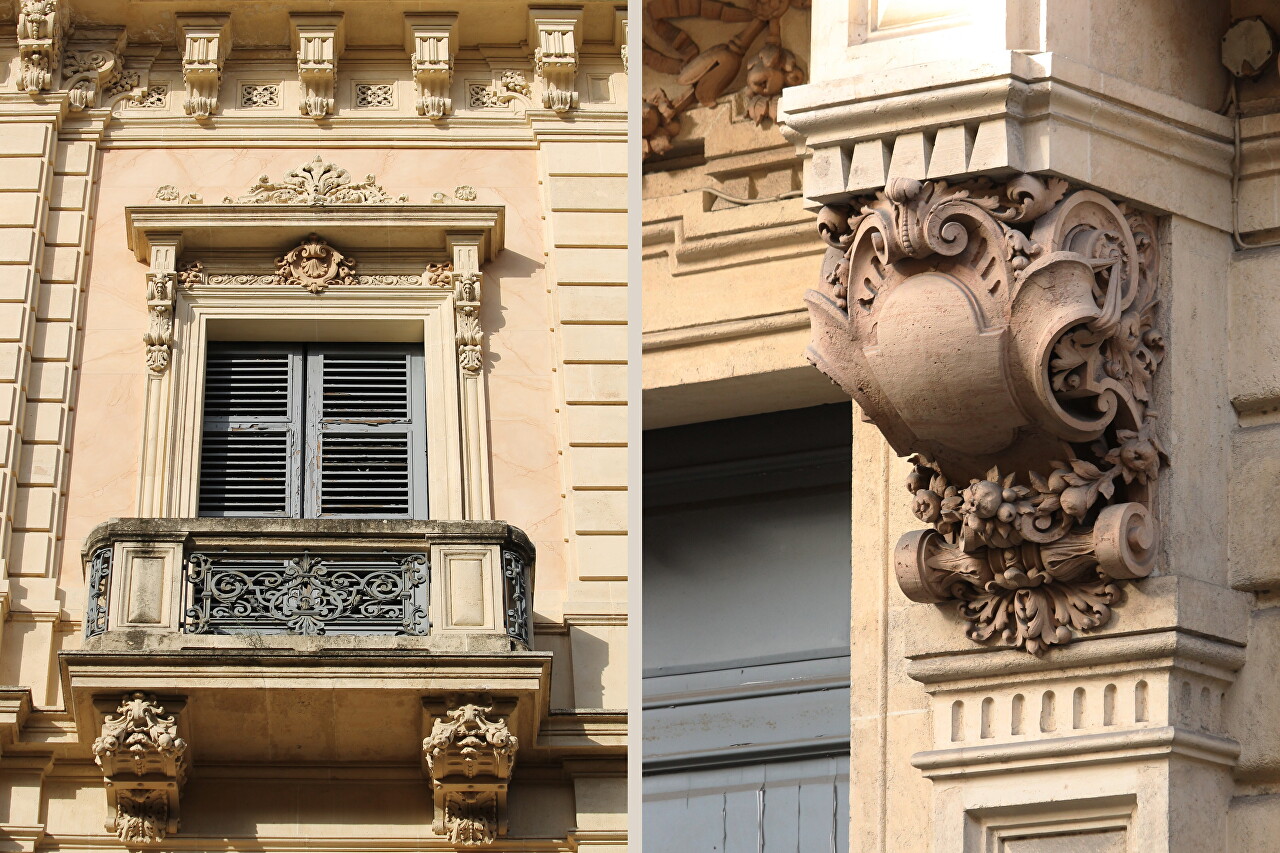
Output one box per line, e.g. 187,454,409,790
304,345,427,518
199,345,304,516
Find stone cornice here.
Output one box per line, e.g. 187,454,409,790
782,51,1235,230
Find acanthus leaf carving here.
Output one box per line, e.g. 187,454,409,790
61,30,128,112
274,233,354,294
92,692,189,844
224,156,409,205
807,175,1164,655
423,698,518,847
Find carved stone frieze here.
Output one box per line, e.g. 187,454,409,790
531,11,582,113
17,0,65,94
407,14,456,120
92,693,189,844
641,0,808,157
224,156,409,205
806,175,1164,654
422,698,518,847
178,16,229,120
292,15,343,119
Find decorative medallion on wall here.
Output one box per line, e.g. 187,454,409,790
807,175,1164,655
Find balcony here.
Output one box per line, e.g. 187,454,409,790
61,519,550,802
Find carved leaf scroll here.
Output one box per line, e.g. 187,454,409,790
423,698,518,847
807,175,1164,654
224,156,408,205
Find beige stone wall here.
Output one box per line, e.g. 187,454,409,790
0,1,628,849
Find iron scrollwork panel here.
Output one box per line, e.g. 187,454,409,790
502,550,531,646
182,550,429,636
84,546,113,639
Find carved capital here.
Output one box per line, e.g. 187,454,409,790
530,11,581,113
143,272,175,375
16,0,66,95
406,14,456,120
423,697,518,846
291,14,343,119
807,176,1165,655
177,15,230,120
92,693,189,844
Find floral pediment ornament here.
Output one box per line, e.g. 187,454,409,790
224,156,409,205
807,175,1165,655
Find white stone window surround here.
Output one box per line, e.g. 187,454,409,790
125,202,504,524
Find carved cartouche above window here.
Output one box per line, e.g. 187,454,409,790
806,176,1165,655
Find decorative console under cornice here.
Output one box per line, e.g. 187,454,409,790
806,175,1165,655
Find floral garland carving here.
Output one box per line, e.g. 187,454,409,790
807,175,1164,654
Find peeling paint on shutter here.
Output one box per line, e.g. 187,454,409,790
305,345,427,518
198,345,303,516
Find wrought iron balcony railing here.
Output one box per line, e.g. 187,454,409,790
81,519,533,648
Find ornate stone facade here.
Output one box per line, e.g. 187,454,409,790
422,699,519,846
0,2,627,850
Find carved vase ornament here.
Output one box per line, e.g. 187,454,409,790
806,175,1165,655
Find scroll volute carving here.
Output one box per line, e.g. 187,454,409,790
807,176,1165,655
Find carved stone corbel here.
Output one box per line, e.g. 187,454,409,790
406,14,456,120
806,176,1165,655
16,0,66,95
291,14,343,119
177,15,229,120
61,27,128,112
91,693,189,845
422,697,518,847
530,10,581,113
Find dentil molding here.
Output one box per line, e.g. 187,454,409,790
807,175,1165,655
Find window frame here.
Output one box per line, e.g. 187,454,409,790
149,287,467,521
197,341,429,520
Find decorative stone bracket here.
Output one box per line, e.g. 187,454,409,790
422,697,519,846
17,0,66,94
406,14,457,120
177,15,229,120
530,10,582,113
806,175,1165,655
92,693,189,845
291,14,343,119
